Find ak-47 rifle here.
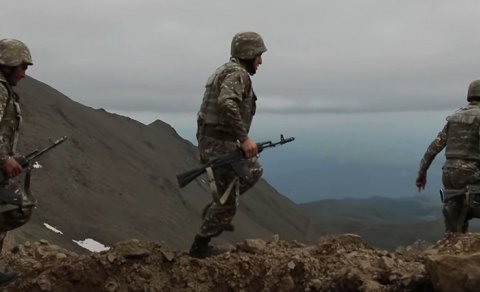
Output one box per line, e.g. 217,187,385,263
0,136,68,183
176,134,294,188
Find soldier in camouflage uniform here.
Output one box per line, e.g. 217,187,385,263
0,38,34,283
189,32,267,258
416,79,480,234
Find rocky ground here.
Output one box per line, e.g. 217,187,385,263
1,233,478,292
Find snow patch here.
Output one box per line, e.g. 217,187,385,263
73,238,110,252
43,223,63,234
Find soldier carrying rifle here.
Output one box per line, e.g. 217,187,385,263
0,38,34,284
188,31,268,258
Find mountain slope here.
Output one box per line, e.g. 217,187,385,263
9,76,316,252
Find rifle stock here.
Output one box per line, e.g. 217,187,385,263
176,167,207,188
176,134,294,188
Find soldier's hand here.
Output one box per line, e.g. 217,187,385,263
416,175,426,192
241,137,258,158
2,157,23,178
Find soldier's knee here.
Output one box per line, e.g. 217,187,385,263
0,206,33,233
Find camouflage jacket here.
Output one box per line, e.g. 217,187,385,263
0,71,21,164
418,101,480,176
196,57,256,143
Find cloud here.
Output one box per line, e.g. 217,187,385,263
2,0,480,114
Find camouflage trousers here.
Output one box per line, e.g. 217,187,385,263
0,180,34,250
441,160,480,233
197,136,263,238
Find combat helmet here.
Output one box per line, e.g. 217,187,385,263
231,32,267,59
467,80,480,101
0,39,33,67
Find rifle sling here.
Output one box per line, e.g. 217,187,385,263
220,177,239,205
206,167,219,203
205,166,239,206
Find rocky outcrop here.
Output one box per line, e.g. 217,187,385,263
425,233,480,292
1,234,437,292
6,232,480,291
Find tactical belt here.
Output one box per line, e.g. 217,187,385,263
202,126,237,142
443,185,480,202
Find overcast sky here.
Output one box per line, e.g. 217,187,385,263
3,0,480,117
4,0,477,199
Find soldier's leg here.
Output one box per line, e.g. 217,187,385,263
199,165,238,238
239,159,263,195
190,166,238,258
442,166,474,233
442,197,466,233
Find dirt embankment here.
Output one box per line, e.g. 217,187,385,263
1,232,456,292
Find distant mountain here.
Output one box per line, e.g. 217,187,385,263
300,195,480,250
261,152,444,202
10,76,319,252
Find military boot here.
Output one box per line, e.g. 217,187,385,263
0,271,16,285
189,235,225,259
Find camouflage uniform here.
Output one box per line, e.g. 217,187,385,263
0,38,34,284
418,95,480,233
0,39,34,245
189,32,267,257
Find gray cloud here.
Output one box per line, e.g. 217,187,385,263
2,0,480,114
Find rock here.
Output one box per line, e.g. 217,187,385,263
55,253,67,260
105,279,119,292
280,275,295,291
426,252,480,292
36,275,52,291
238,239,266,253
113,241,151,259
160,250,175,262
107,253,116,263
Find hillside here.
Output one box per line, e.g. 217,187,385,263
0,76,477,291
301,196,480,250
8,76,318,253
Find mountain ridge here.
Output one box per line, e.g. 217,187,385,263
9,76,318,253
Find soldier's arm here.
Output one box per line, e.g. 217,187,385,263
217,71,249,142
418,123,448,177
0,85,9,159
0,85,22,177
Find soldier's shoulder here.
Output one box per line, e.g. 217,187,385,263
225,63,250,81
447,105,480,123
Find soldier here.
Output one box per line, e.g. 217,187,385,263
416,79,480,233
189,32,267,258
0,38,35,283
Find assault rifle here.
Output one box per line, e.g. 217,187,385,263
176,134,295,188
0,136,68,183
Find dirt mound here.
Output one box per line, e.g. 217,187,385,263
5,232,480,291
0,233,441,292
